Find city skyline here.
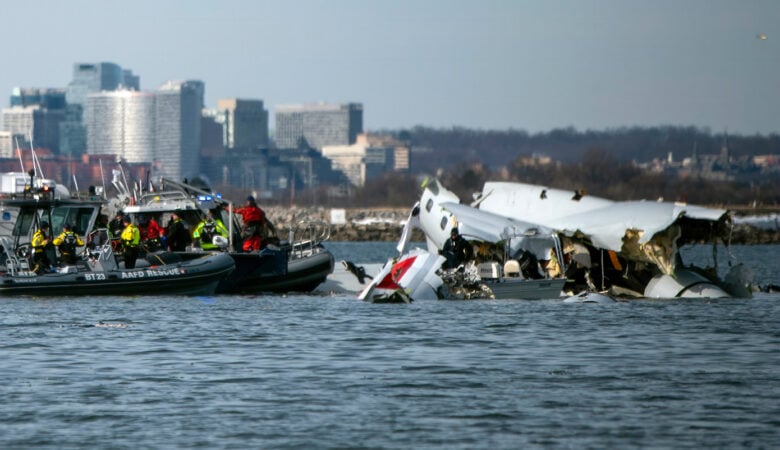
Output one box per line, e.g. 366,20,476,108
2,0,779,135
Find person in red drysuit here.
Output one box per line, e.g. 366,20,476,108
233,196,266,252
138,214,164,251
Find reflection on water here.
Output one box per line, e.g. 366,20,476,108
1,242,779,449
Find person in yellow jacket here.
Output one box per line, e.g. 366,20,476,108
52,223,85,265
31,221,52,274
120,215,141,269
192,213,229,250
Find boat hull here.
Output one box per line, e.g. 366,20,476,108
483,277,566,299
0,253,235,297
216,247,334,294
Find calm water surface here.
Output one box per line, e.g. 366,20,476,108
1,243,779,449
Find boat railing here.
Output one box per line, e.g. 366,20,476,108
287,220,331,259
0,236,34,277
136,190,192,205
85,229,119,271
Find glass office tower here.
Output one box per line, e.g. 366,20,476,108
84,90,156,163
155,80,204,182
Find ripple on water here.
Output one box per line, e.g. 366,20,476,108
1,259,780,449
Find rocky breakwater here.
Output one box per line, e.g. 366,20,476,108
730,213,780,244
264,206,424,242
263,206,780,244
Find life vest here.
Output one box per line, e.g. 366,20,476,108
121,224,141,247
202,221,216,241
60,232,77,255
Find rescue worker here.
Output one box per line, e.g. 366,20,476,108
52,223,85,265
232,195,266,252
120,215,141,269
192,213,229,250
165,211,190,251
31,221,53,274
440,227,474,269
108,212,125,238
540,249,562,278
138,214,164,251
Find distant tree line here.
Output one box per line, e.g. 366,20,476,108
439,148,780,208
290,125,780,208
394,125,780,169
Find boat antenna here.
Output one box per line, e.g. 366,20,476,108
99,159,108,200
72,174,80,198
14,136,25,172
29,132,45,181
67,150,74,192
144,169,151,194
119,164,134,204
111,167,130,202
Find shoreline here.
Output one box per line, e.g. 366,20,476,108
266,206,780,244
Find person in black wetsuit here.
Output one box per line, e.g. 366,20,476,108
440,227,473,269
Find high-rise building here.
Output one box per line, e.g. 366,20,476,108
0,107,35,150
122,70,140,91
274,102,363,150
82,80,204,182
200,110,226,158
10,87,66,109
320,133,407,187
357,133,410,172
217,98,269,150
59,105,86,158
66,62,124,106
1,105,65,154
62,62,139,157
320,144,368,187
84,90,156,163
3,88,67,153
0,131,13,158
155,80,204,182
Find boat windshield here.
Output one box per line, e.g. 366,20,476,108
12,210,36,238
48,207,97,236
12,206,98,239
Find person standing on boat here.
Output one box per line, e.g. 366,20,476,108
138,214,164,251
31,221,53,274
192,213,229,250
232,196,266,252
120,215,141,269
108,212,125,238
165,211,190,252
440,227,474,269
53,223,85,266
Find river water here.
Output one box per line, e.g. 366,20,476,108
1,243,779,449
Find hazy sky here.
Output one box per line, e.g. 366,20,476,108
3,0,778,134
